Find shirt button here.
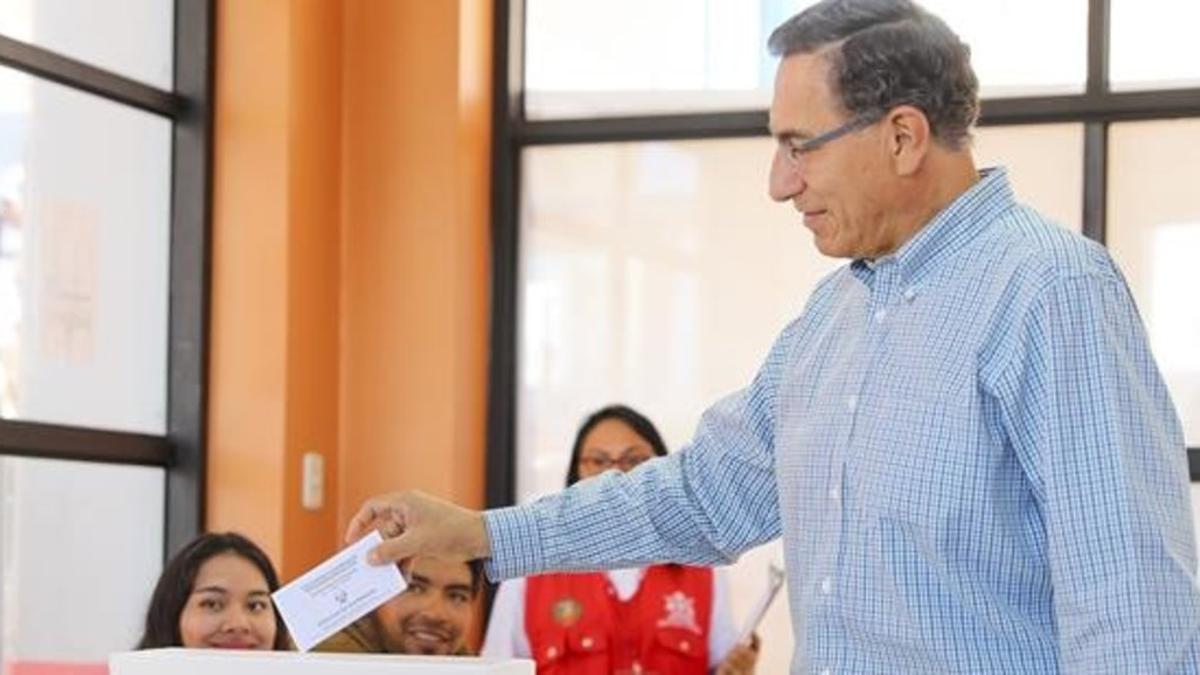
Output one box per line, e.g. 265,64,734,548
874,308,887,322
581,637,593,649
903,287,917,302
845,395,857,412
829,485,840,502
819,669,832,675
547,646,558,658
821,576,833,595
679,640,690,652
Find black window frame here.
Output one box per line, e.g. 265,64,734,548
0,0,214,559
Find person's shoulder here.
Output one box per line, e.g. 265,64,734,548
776,263,856,342
311,617,382,653
988,204,1119,288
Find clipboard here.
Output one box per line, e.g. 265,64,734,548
737,562,785,644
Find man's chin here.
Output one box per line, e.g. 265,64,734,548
402,638,455,656
812,236,848,259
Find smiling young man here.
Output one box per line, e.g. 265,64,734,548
348,1,1200,672
315,557,482,656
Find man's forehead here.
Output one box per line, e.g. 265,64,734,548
412,559,472,585
770,53,838,135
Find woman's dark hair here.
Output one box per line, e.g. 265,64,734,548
565,404,669,487
136,531,289,650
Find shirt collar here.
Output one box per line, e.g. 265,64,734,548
850,167,1016,291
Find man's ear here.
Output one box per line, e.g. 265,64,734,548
884,105,932,176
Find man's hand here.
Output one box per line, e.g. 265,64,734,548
345,490,490,566
715,633,761,675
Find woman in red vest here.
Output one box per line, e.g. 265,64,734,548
482,405,760,674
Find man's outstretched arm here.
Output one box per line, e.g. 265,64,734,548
348,318,804,581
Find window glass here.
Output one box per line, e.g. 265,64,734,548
0,0,174,90
0,66,171,433
973,124,1085,231
524,0,815,119
524,0,1087,119
1107,119,1200,446
0,456,163,668
921,0,1087,98
1110,0,1200,91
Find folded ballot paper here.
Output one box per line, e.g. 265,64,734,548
271,531,406,652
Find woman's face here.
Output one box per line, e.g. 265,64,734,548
576,418,657,480
178,552,277,649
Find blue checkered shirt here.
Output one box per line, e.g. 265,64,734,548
484,169,1200,673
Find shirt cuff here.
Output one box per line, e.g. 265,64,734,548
482,504,546,582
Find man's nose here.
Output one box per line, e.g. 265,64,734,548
419,596,453,622
768,149,805,202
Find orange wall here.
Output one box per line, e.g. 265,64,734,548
208,0,491,582
281,0,345,580
208,0,294,564
338,0,491,525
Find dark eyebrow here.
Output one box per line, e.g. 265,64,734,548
193,586,270,597
445,584,473,595
410,573,432,586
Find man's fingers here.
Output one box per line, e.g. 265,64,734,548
346,496,412,543
345,503,379,543
367,532,418,566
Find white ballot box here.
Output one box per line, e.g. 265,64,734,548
111,649,534,675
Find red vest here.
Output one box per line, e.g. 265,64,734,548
525,565,713,675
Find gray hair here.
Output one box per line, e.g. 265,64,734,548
768,0,979,149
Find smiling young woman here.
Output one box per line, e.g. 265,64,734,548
136,532,290,650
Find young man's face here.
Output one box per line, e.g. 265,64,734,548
374,557,475,655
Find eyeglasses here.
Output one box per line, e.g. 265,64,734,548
776,113,883,168
578,453,654,473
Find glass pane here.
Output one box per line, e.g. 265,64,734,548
0,66,171,434
0,456,164,669
920,0,1087,97
518,137,839,500
1107,119,1200,446
972,124,1084,232
0,0,174,90
524,0,816,119
1110,0,1200,91
518,137,842,673
524,0,1085,120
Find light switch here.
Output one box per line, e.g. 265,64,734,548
301,452,324,511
